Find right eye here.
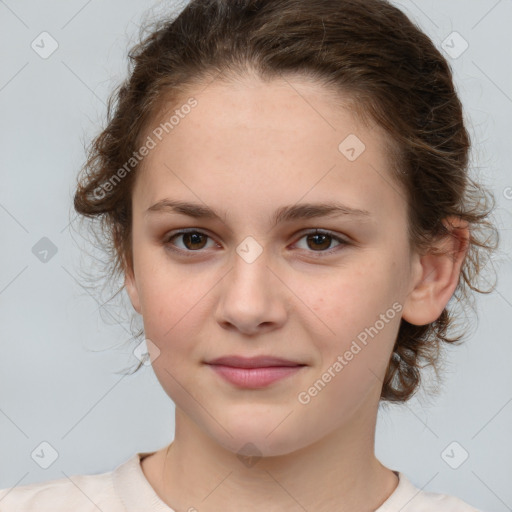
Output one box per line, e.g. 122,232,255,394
164,229,219,254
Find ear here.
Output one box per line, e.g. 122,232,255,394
402,216,470,326
124,265,142,315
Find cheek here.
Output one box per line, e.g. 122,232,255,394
296,255,402,375
136,243,209,316
142,286,206,346
295,267,401,416
134,258,205,348
301,258,399,332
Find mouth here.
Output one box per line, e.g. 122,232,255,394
204,355,307,388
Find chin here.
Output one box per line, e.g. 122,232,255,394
208,419,313,459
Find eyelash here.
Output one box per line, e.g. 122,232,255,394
163,228,350,258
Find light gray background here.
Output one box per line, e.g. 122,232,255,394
0,1,511,510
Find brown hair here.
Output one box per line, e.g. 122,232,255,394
73,0,499,403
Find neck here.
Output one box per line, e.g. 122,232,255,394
148,398,398,512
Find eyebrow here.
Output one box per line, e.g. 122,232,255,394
145,199,372,227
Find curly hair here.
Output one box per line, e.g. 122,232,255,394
72,0,499,403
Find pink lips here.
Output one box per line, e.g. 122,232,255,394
205,355,306,388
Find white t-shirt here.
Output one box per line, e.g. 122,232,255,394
0,451,481,511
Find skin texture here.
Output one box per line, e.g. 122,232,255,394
124,75,469,512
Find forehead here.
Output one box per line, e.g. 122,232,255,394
133,76,405,223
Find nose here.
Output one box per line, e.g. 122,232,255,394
214,245,288,336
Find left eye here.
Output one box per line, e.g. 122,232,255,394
293,230,347,253
164,229,348,255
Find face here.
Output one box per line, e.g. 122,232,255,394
125,75,418,457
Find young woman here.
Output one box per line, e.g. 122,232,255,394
0,0,498,510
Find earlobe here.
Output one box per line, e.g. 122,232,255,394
401,217,469,326
124,268,142,315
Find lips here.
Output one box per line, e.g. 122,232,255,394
205,355,305,368
204,355,307,388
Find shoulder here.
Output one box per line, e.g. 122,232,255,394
404,489,482,512
377,472,482,512
0,462,124,512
